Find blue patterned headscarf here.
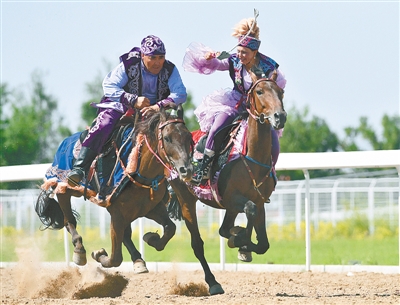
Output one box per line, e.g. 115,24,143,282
140,35,166,55
238,35,261,51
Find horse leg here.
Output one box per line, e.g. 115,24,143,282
220,192,251,240
218,211,237,239
250,206,270,255
224,198,257,262
57,193,87,266
239,200,257,262
123,225,148,274
169,180,224,296
142,201,176,251
234,202,270,262
92,207,126,268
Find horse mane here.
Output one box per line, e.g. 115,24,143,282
134,109,178,142
134,110,165,145
125,109,179,174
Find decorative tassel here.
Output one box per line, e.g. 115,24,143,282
126,133,144,173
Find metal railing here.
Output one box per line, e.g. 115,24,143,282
1,150,399,270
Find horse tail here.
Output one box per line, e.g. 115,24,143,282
166,184,183,221
35,189,65,230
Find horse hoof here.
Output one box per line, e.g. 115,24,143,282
91,248,108,262
73,251,87,266
143,232,160,244
238,250,252,262
209,283,224,295
133,259,149,274
229,226,245,236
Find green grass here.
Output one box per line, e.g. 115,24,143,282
1,226,398,266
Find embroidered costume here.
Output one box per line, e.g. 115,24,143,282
66,35,187,189
183,35,286,185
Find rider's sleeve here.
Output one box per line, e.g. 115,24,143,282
183,42,229,75
103,62,138,107
161,67,187,106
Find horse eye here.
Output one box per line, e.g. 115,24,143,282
256,89,263,95
164,136,171,143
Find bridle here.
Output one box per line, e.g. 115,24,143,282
246,78,279,124
126,117,191,200
241,77,279,202
148,118,186,173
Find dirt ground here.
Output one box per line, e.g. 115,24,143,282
1,261,399,305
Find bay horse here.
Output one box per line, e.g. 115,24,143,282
168,73,287,295
36,104,193,272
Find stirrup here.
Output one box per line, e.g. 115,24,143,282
67,169,84,187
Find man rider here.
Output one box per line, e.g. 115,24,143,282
67,35,187,187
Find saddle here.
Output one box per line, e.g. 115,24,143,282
76,117,136,199
193,116,245,185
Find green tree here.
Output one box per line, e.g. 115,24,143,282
182,91,199,132
342,115,400,151
0,83,13,166
80,60,113,128
278,105,341,180
1,71,71,188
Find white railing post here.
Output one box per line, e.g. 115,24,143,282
219,209,225,270
331,180,339,227
99,206,106,239
368,179,377,235
64,227,70,266
139,218,145,260
295,180,304,235
303,169,311,271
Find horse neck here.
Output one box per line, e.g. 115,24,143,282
137,140,165,178
246,117,272,164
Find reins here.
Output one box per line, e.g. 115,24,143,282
156,118,185,172
241,77,277,203
240,154,273,203
126,117,186,200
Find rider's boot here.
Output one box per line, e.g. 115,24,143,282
191,149,215,186
67,146,97,187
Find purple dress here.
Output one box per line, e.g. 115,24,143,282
183,42,286,134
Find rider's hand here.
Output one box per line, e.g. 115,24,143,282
140,104,160,117
135,96,151,109
204,52,218,60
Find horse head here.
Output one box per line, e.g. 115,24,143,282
155,104,194,182
247,71,287,130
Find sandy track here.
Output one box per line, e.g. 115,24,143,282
1,262,399,305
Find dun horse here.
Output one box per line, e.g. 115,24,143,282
36,105,193,272
168,73,287,295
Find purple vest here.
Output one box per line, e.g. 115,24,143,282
228,53,279,94
119,47,175,102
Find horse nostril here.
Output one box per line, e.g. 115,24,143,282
179,167,187,174
274,112,281,124
274,112,287,128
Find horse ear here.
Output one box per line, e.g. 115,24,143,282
269,70,278,82
177,104,184,119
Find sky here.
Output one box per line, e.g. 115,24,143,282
1,1,399,142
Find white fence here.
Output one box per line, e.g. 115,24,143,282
1,150,400,271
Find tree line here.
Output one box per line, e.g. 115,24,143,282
1,70,399,188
